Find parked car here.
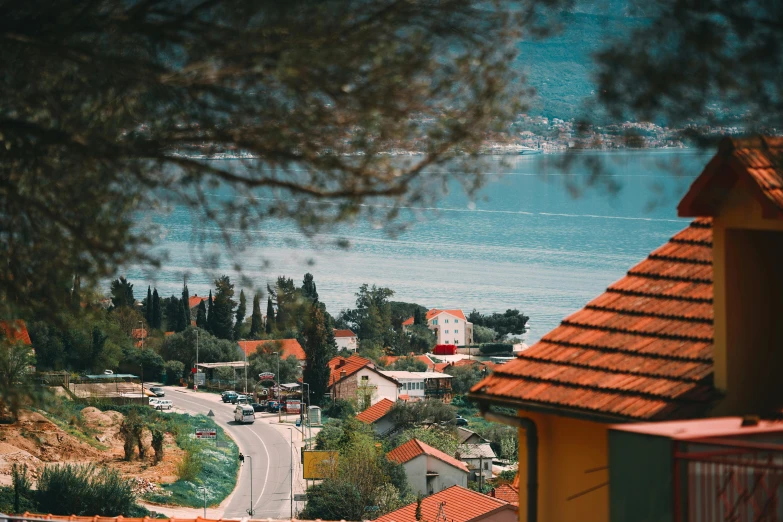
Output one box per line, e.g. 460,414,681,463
234,394,249,405
148,387,165,397
267,400,280,413
250,402,266,412
222,391,238,403
455,415,469,427
154,399,173,410
234,404,255,424
149,397,160,406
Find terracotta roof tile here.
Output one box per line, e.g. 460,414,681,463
1,320,32,345
333,328,356,338
376,485,514,522
327,354,373,387
492,484,519,505
238,339,306,361
679,136,783,218
387,438,469,472
469,219,718,421
356,398,395,424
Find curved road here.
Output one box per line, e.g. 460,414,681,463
164,386,294,519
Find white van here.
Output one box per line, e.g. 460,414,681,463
154,399,173,410
234,404,255,424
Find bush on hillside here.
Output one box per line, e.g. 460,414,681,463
36,463,144,517
323,399,355,420
478,343,514,355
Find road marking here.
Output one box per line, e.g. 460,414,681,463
167,393,277,515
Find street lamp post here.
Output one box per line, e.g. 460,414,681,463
302,382,311,447
198,486,207,518
246,455,254,516
240,339,247,395
289,428,293,519
138,321,145,396
273,351,281,423
194,329,199,391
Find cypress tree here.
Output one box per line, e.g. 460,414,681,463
146,286,153,325
302,303,331,405
234,290,247,340
249,293,263,338
152,288,161,329
181,281,191,327
265,296,274,334
211,276,236,340
71,275,81,311
196,300,208,329
302,273,318,301
206,290,215,334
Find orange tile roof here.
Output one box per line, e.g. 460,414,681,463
679,136,783,218
376,485,515,522
403,308,468,326
19,515,315,522
327,354,373,387
387,438,469,472
356,398,396,424
492,484,519,505
238,339,306,361
1,320,31,345
333,328,357,338
188,294,209,309
380,354,435,370
131,328,147,340
470,219,718,421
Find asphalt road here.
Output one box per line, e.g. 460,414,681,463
164,386,294,519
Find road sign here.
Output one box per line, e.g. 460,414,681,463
207,410,215,417
294,494,307,502
285,400,301,414
303,450,337,479
258,372,275,381
195,429,217,439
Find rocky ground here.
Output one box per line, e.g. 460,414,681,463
0,407,184,489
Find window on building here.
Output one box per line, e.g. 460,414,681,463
454,319,459,324
484,462,489,470
454,330,459,334
445,330,449,334
445,319,449,323
361,376,368,381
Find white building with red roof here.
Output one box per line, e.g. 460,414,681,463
387,438,469,495
376,485,517,522
403,308,473,346
333,328,358,352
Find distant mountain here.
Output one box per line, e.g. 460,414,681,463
515,11,645,120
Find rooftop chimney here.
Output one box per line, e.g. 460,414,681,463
340,369,346,379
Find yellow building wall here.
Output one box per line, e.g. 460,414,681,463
711,183,783,415
516,411,610,522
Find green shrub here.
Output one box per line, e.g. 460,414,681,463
478,343,513,355
36,463,144,517
176,445,203,481
323,399,355,420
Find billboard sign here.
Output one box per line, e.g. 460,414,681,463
303,450,338,479
195,429,217,439
258,372,275,381
285,400,301,414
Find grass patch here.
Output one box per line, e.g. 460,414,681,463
142,413,239,508
35,394,110,451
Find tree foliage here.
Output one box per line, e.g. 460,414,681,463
0,339,35,422
160,327,238,373
302,303,332,405
0,0,522,323
445,365,487,395
211,276,236,340
35,463,141,516
467,309,529,340
151,289,162,330
249,293,263,338
388,400,456,432
109,277,135,309
234,289,247,340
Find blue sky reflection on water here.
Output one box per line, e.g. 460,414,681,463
127,150,710,342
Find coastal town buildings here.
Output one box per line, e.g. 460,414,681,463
237,339,306,365
469,136,783,522
376,485,518,522
386,438,469,495
402,308,473,346
355,397,396,434
379,370,453,403
333,328,358,352
327,354,400,407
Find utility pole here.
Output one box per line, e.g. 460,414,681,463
240,339,247,394
195,328,199,391
246,455,254,516
274,351,281,423
138,321,144,397
289,428,293,519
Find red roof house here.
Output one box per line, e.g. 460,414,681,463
237,339,306,362
387,438,469,495
356,397,397,434
376,485,517,522
1,320,32,345
328,354,400,406
402,308,473,346
333,328,358,352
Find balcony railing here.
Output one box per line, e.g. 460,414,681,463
674,436,783,522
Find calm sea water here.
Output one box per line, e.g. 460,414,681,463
127,150,710,343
